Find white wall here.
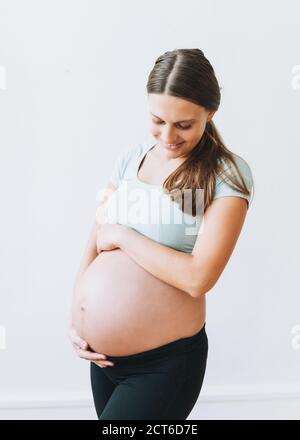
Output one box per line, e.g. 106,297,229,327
0,0,299,420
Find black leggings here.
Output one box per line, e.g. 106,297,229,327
90,323,208,420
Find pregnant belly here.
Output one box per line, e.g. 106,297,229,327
72,249,205,356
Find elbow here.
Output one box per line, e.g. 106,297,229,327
189,259,222,298
189,285,206,299
189,277,216,299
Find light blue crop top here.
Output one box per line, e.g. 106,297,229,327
102,139,254,254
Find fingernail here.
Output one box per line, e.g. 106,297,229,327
97,355,105,359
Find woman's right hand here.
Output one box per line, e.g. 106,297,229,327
68,326,114,368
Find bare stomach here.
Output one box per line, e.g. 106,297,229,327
71,248,206,356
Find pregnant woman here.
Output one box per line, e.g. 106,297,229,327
68,48,254,420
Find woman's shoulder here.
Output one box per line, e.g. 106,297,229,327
108,139,154,187
118,138,154,162
217,152,253,183
214,151,254,207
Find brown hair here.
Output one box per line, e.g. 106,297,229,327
146,48,253,215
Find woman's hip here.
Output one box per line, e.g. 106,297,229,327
96,322,208,382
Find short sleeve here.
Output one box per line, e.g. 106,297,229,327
213,155,254,208
108,147,133,189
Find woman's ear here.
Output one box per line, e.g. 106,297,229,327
207,110,216,122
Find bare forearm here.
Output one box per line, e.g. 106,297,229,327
118,226,196,297
72,221,98,297
74,246,97,287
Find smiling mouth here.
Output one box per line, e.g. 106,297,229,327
164,141,185,149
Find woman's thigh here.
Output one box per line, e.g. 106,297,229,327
98,342,208,420
90,361,116,419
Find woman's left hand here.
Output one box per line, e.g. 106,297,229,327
96,222,125,253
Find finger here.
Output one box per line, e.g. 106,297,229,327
68,327,81,342
72,342,83,353
92,360,114,368
92,359,114,366
72,334,89,350
77,348,108,361
92,361,106,368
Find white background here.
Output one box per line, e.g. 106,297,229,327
0,0,299,419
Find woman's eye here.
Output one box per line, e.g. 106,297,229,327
152,120,191,130
179,125,192,130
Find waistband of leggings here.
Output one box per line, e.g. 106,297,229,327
106,322,207,363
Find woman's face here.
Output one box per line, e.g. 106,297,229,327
148,93,215,160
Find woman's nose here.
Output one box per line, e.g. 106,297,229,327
161,126,179,143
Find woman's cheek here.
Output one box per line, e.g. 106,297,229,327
149,124,160,137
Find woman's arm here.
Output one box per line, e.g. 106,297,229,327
73,220,99,286
69,181,117,325
69,220,98,327
117,196,248,299
118,226,195,297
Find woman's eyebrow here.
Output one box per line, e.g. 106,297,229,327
150,112,196,123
